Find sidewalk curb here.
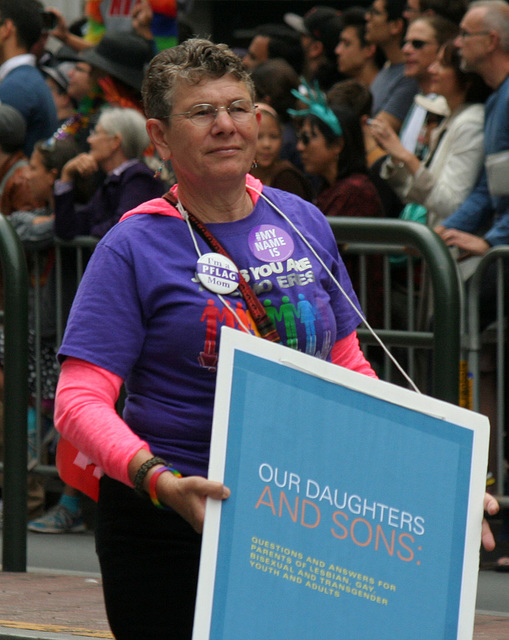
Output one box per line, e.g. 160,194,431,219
0,571,111,640
0,626,112,640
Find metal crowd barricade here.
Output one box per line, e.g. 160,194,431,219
1,233,98,572
27,236,98,479
328,217,461,404
26,223,461,472
55,236,99,344
0,214,29,572
465,246,509,505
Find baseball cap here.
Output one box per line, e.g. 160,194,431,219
41,62,75,93
285,6,344,59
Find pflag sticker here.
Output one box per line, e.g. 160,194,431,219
196,253,240,294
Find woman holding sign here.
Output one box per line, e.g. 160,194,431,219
53,39,498,639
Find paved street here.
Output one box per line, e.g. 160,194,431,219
24,530,100,576
0,528,507,639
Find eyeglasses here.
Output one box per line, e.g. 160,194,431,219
404,39,436,50
89,126,112,137
169,99,256,127
458,29,491,39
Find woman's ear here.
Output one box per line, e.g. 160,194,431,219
146,118,171,159
333,137,345,157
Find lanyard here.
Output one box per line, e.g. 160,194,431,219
162,191,281,343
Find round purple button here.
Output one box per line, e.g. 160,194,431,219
248,225,294,262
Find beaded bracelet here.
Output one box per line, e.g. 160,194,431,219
133,456,167,496
149,465,183,510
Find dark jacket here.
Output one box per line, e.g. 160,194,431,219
54,160,165,240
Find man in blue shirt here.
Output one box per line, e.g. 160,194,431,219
365,0,419,133
0,0,57,155
436,0,509,253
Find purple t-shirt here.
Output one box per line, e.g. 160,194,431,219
59,185,362,477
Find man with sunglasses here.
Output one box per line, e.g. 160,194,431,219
365,0,419,133
396,15,458,157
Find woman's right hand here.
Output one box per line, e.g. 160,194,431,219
155,471,230,533
60,153,98,183
132,0,153,40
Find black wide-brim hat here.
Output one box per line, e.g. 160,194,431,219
81,32,153,91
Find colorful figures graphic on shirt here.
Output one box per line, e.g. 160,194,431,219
298,294,318,355
193,222,337,369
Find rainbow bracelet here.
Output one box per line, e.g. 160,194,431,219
148,465,182,510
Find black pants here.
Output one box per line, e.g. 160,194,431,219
95,476,202,640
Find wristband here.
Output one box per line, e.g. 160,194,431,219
149,465,182,510
133,456,167,496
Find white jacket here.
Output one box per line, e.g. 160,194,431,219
380,103,485,228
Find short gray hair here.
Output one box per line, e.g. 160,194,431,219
469,0,509,53
98,107,150,159
142,38,255,121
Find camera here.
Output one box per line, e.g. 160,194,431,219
41,10,58,31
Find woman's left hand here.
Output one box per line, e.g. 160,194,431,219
482,492,499,551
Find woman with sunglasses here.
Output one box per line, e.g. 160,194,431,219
293,91,384,326
52,39,382,639
370,40,491,228
295,100,383,220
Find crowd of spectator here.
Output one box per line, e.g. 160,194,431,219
0,0,507,566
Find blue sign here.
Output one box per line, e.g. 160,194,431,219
194,329,489,640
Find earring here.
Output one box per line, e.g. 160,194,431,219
251,159,258,169
154,160,165,178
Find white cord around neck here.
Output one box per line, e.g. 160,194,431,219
245,184,421,394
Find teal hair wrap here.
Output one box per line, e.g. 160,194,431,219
287,80,343,137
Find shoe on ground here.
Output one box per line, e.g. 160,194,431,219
496,557,509,572
27,504,86,534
